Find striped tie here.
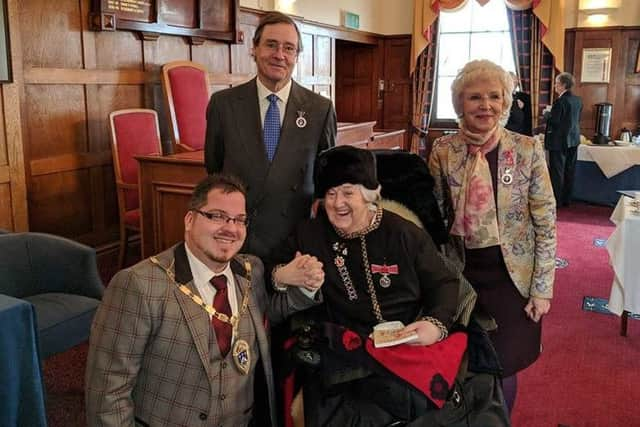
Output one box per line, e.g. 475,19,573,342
263,94,280,162
211,275,232,357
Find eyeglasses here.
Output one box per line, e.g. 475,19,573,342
193,209,250,227
262,40,299,57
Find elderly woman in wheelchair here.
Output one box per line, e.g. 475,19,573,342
273,145,509,427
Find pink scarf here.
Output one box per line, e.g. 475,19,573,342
450,124,502,249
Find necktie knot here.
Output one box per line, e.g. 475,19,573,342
210,275,227,291
267,94,279,104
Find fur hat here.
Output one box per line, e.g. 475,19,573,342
314,146,379,198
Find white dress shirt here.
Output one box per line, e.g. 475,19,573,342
184,243,239,320
256,77,292,127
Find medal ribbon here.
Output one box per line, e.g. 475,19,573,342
371,264,399,275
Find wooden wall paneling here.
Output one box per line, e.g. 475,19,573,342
20,0,83,69
155,35,193,66
0,184,14,230
231,22,256,76
82,0,106,241
571,29,613,139
4,0,28,231
570,27,640,141
29,169,93,236
620,31,640,134
194,39,232,75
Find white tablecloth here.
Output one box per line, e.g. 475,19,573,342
607,196,640,315
578,144,640,178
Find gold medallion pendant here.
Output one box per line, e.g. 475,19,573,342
232,339,251,375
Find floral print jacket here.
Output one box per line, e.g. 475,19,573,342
428,130,556,299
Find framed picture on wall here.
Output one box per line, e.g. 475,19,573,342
580,48,611,83
0,0,11,83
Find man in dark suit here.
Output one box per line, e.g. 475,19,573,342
85,174,323,427
544,72,583,208
205,11,337,263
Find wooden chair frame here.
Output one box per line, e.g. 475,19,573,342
161,60,211,153
109,108,162,268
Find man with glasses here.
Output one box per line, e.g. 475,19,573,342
204,11,336,266
86,174,323,427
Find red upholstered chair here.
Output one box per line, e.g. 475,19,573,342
161,61,211,153
109,109,163,268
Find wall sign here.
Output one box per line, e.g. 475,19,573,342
89,0,241,44
581,48,612,83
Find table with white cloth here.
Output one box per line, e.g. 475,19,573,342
573,144,640,206
606,196,640,336
0,294,47,426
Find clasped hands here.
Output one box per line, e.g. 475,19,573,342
274,251,325,291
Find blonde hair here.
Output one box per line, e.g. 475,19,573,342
450,60,513,126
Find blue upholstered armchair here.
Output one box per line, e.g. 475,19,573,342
0,232,104,358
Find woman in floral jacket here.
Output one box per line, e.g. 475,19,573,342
428,60,556,414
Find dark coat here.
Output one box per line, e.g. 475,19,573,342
544,90,583,151
505,91,532,136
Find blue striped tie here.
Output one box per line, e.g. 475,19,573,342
263,94,280,162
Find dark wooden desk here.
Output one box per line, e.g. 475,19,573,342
137,151,206,258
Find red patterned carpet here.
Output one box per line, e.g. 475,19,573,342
512,203,640,427
44,202,640,426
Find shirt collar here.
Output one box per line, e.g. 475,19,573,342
256,77,292,104
184,242,233,286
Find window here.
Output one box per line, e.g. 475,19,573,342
434,0,516,121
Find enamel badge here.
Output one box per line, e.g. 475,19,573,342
296,110,307,128
233,339,251,375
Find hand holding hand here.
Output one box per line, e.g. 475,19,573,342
402,320,441,346
274,251,324,291
524,297,551,322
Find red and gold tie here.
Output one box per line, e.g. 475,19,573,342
211,275,232,357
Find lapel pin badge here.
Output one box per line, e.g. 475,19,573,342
296,110,307,128
501,167,513,185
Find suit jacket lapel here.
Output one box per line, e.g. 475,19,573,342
446,136,469,212
496,135,516,237
171,243,216,381
231,79,270,183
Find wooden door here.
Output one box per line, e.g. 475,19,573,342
335,39,382,124
381,36,411,132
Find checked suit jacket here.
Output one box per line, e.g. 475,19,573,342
85,243,319,427
204,78,336,261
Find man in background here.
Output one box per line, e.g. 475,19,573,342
85,174,323,427
204,11,336,263
544,72,583,208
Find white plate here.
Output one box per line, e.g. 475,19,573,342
613,140,631,146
